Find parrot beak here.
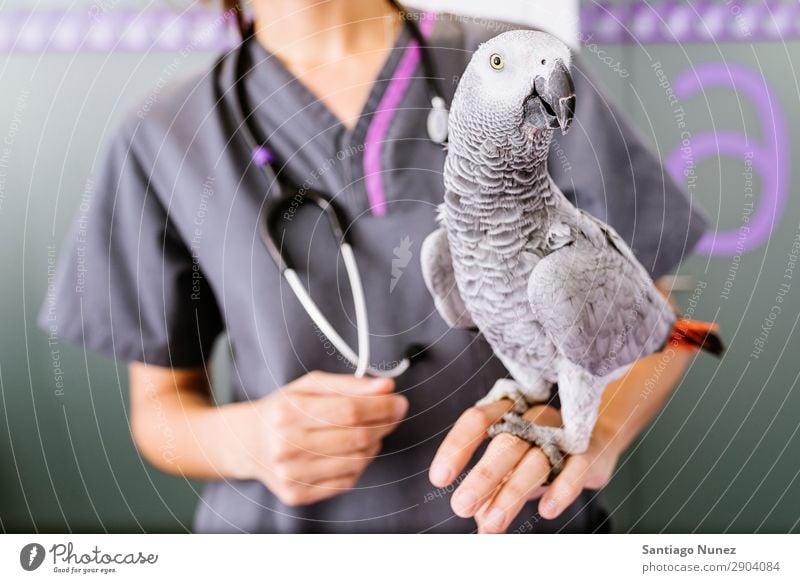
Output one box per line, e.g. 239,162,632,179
523,59,576,134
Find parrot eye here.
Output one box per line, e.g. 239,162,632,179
489,53,505,71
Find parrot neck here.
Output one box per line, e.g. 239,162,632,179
443,131,558,208
444,121,555,194
442,128,576,240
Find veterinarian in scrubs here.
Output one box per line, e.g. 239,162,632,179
41,0,707,533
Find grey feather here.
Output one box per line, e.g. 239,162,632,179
527,211,675,377
420,227,475,329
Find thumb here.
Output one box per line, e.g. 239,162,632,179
291,371,396,396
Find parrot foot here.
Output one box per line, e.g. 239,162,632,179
488,413,565,482
475,379,530,414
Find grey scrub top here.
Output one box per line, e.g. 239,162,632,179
40,11,707,533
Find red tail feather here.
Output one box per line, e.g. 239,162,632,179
669,318,725,356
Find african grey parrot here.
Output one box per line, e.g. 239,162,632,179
421,30,722,476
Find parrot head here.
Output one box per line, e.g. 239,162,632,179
448,30,576,162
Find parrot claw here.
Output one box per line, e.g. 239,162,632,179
488,412,565,482
476,379,530,414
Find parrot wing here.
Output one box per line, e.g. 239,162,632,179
527,212,675,377
421,228,476,329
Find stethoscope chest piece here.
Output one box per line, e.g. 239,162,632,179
427,96,449,145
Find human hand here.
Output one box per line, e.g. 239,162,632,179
429,401,620,533
245,371,408,506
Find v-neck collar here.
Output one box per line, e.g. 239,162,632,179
238,12,437,217
245,21,412,146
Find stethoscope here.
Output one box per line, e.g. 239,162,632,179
225,0,448,378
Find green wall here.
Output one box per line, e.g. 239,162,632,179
0,51,225,532
585,40,800,533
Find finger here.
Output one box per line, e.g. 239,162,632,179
474,495,497,534
476,447,552,533
277,444,379,486
304,474,361,503
451,432,530,518
528,485,548,501
278,474,360,506
289,371,396,396
429,400,512,488
283,423,399,457
538,455,589,520
280,393,408,428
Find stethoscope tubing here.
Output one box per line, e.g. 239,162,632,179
225,2,443,378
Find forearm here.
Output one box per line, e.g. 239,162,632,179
595,347,693,455
130,374,258,481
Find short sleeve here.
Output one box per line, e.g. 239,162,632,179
549,53,709,280
38,124,224,367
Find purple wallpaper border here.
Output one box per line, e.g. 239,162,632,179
1,2,799,54
0,9,239,54
581,1,800,45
